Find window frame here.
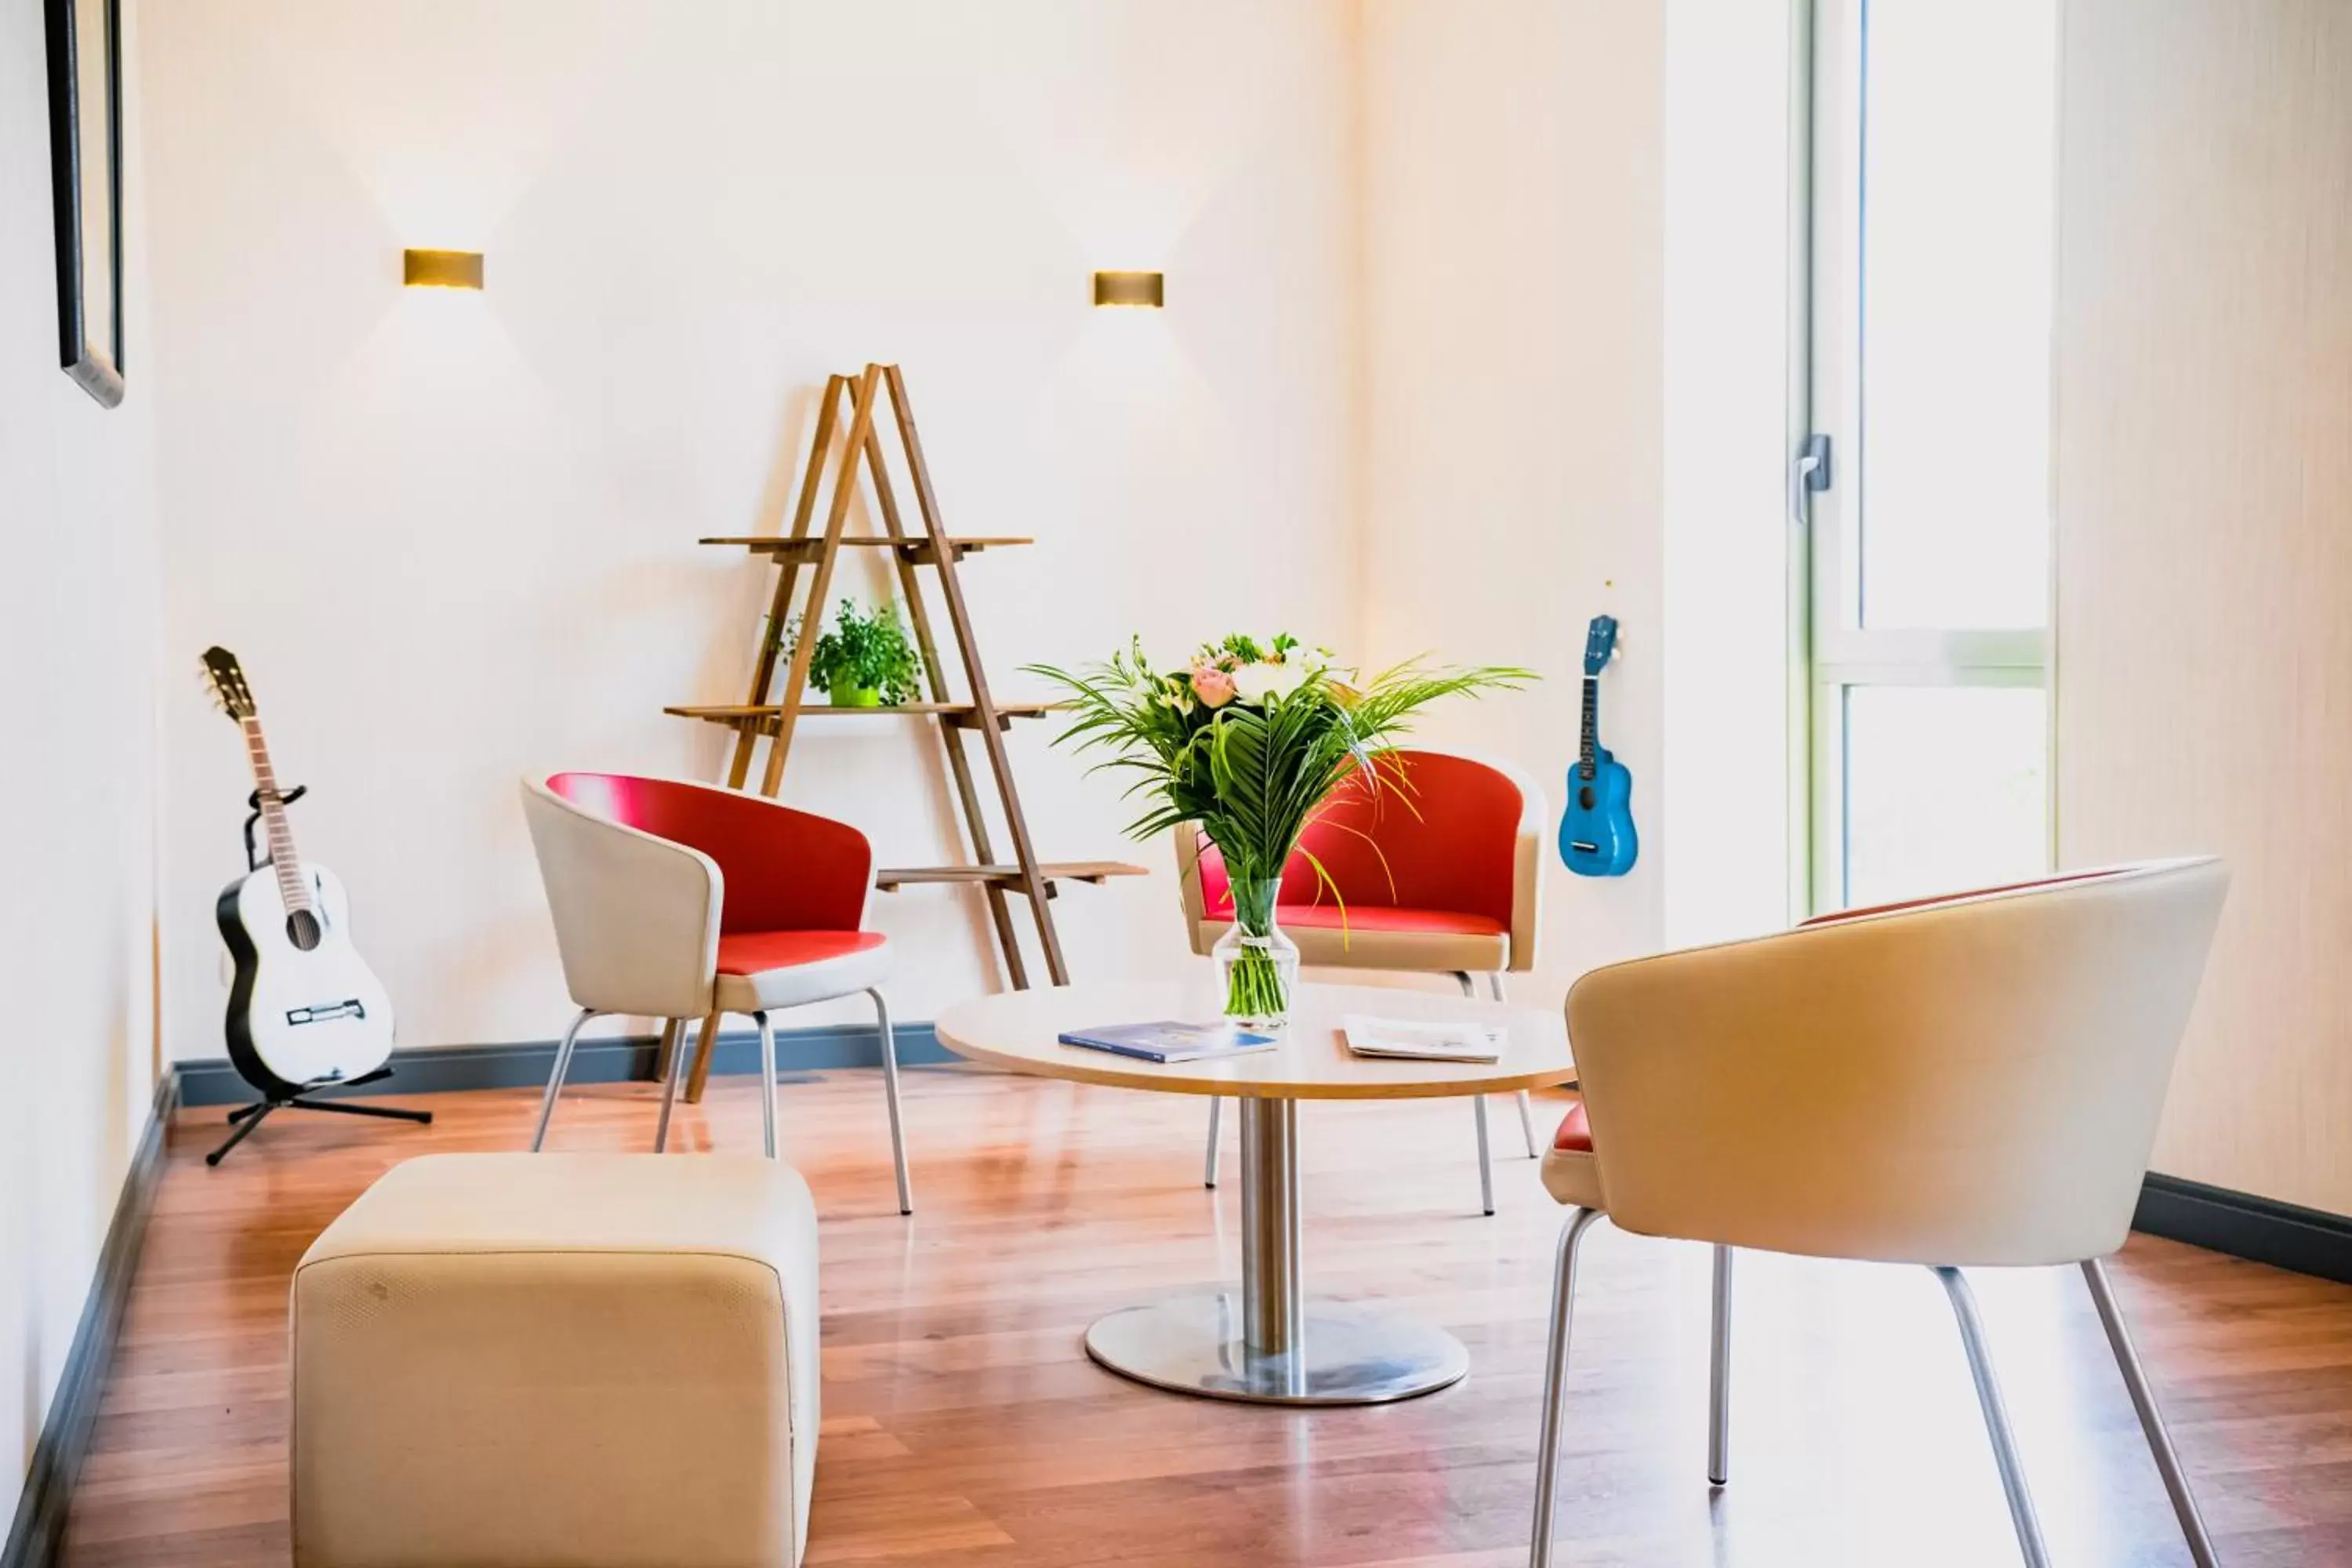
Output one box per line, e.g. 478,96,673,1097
1799,0,2056,913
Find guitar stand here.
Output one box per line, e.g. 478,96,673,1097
208,786,433,1168
244,784,305,872
206,1067,434,1167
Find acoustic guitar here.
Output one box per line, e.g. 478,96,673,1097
200,648,395,1098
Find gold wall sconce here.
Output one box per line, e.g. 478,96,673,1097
1093,270,1163,308
404,249,484,289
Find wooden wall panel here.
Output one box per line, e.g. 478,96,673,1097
2055,0,2352,1211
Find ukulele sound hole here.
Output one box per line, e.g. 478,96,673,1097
1578,785,1596,811
285,909,323,952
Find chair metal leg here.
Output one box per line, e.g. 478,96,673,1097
651,1016,681,1088
1933,1266,2052,1568
1474,1094,1496,1215
1457,972,1498,1214
654,1014,694,1152
869,987,913,1214
753,1010,779,1160
1203,1096,1222,1189
531,1007,597,1152
1708,1245,1733,1486
2082,1258,2220,1567
1530,1207,1605,1568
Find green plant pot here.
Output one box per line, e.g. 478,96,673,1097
829,686,885,708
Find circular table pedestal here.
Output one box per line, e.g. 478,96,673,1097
1084,1292,1469,1406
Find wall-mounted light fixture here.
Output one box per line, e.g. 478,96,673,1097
404,249,484,289
1092,270,1163,308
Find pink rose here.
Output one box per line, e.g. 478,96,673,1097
1190,662,1236,707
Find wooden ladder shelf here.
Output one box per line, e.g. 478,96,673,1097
669,363,1143,1056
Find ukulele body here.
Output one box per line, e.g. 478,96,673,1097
1558,744,1638,877
217,861,396,1097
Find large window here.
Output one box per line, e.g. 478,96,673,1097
1804,0,2056,909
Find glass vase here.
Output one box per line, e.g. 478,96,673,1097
1212,877,1301,1029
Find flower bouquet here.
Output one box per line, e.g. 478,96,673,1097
1029,633,1529,1025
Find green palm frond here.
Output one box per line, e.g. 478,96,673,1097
1023,643,1531,879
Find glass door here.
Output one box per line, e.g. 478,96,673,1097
1806,0,2057,911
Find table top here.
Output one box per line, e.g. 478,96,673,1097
931,981,1574,1101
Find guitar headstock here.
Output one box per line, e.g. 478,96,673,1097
1581,615,1620,677
199,646,257,721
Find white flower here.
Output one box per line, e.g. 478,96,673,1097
1230,659,1308,704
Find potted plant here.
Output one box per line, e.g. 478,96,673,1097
786,598,924,707
1029,633,1528,1025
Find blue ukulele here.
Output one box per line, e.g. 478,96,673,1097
1558,615,1637,877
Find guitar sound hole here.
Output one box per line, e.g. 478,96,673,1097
285,909,323,952
1578,785,1596,811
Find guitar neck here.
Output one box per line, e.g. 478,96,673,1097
239,717,312,913
1579,677,1599,779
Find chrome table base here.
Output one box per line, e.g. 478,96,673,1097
1087,1095,1469,1406
1084,1294,1469,1405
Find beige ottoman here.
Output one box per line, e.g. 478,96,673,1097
291,1153,820,1568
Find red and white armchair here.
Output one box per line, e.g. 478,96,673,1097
1176,747,1548,1213
518,771,913,1214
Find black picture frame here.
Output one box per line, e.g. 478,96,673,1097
45,0,124,408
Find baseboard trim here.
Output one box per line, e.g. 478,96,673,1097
175,1021,953,1108
2133,1171,2352,1286
2,1072,180,1568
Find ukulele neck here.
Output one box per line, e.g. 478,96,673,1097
1579,676,1599,780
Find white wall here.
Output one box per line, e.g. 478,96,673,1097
2054,0,2352,1214
0,0,162,1503
1661,0,1799,946
1358,0,1669,996
141,0,1364,1058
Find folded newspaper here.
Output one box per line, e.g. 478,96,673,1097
1341,1014,1506,1063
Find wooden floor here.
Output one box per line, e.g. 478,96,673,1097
61,1065,2352,1566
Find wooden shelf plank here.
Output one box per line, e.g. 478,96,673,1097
667,700,1057,733
702,535,1030,561
875,861,1149,892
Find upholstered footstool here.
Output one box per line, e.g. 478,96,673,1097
291,1153,820,1568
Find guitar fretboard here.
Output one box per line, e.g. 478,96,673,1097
1579,677,1599,780
240,717,312,914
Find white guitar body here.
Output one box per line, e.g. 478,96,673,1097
216,862,396,1094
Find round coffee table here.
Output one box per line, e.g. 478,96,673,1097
932,979,1575,1406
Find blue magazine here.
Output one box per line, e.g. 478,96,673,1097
1058,1020,1280,1064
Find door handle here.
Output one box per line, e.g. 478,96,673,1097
1789,433,1831,525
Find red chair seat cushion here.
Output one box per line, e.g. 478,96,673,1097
1552,1101,1592,1152
716,930,887,975
1270,904,1506,937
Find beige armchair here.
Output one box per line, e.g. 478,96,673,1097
1531,859,2229,1568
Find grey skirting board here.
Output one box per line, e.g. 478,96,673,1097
175,1021,954,1107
